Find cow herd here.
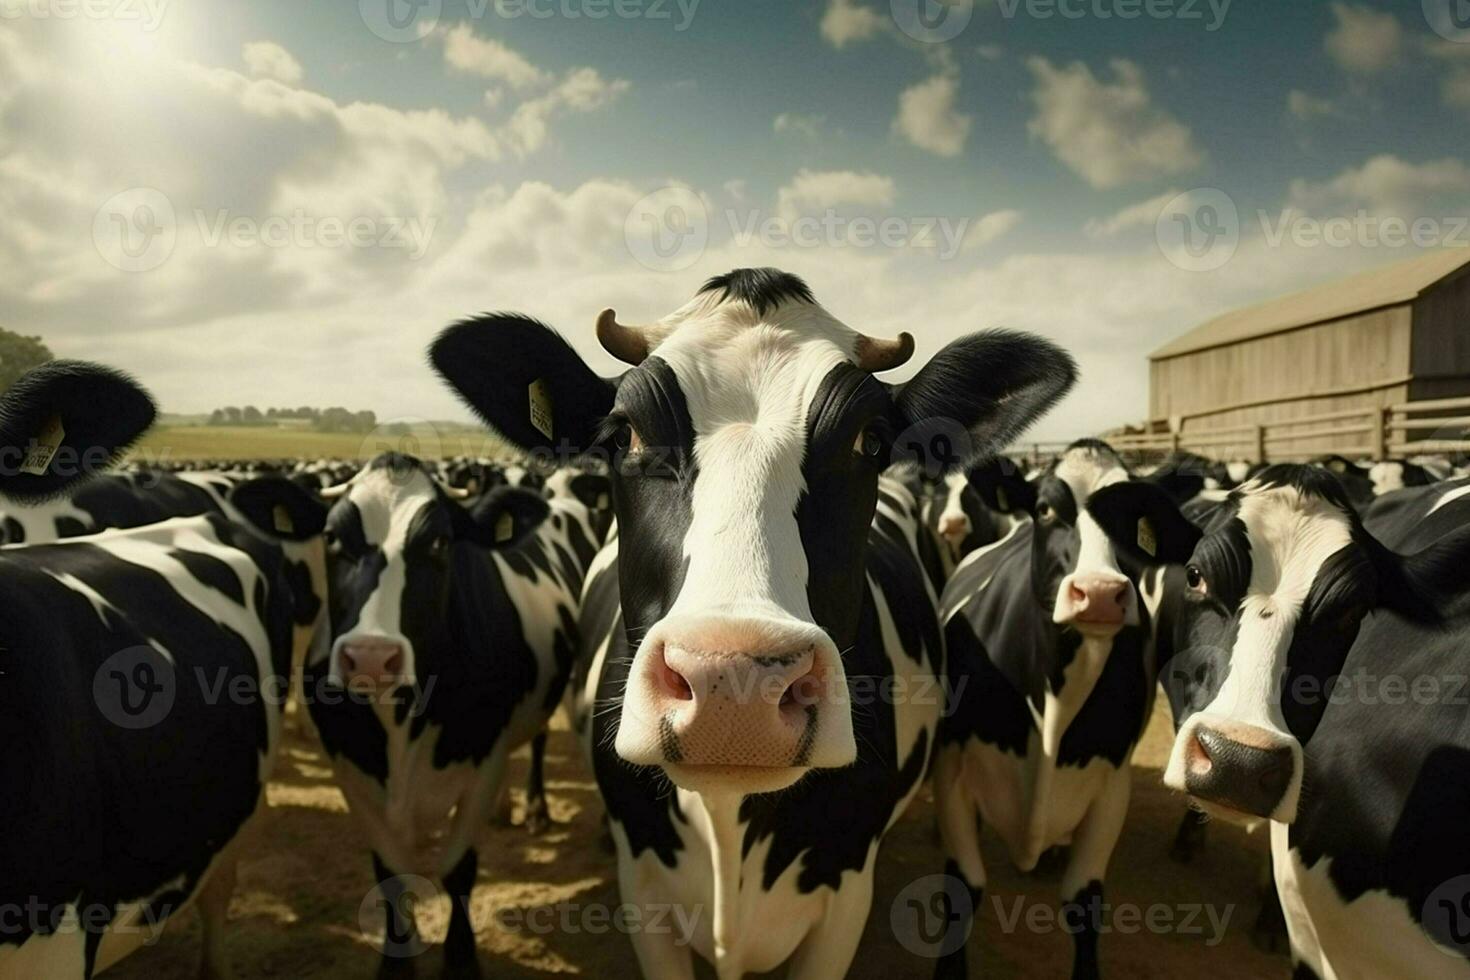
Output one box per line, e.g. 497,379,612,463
1,269,1469,980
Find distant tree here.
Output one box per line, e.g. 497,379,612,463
353,410,376,432
242,405,263,424
0,329,53,392
209,409,225,426
266,407,278,419
223,406,242,424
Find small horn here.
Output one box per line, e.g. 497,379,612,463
596,308,650,366
319,482,351,500
443,485,471,499
854,332,916,373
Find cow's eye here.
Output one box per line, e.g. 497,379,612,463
323,529,340,553
1036,501,1054,521
1185,564,1207,595
853,427,884,459
614,424,644,453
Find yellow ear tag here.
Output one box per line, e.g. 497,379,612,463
995,486,1009,512
20,416,65,476
596,492,610,509
495,512,515,543
272,504,294,534
1137,517,1157,558
528,379,554,439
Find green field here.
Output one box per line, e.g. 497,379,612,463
130,423,504,463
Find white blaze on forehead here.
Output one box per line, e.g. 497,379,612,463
653,301,853,621
939,471,970,526
338,464,439,644
1209,485,1352,734
1054,446,1132,607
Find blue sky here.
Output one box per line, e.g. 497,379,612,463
1,0,1467,441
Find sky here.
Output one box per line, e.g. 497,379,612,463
2,0,1468,440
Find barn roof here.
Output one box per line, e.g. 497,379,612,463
1150,248,1470,360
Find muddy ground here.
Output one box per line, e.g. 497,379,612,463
107,699,1286,979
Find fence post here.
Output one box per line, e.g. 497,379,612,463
1253,424,1266,463
1371,408,1387,460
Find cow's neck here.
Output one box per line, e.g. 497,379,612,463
689,787,750,974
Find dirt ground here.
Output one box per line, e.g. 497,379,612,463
106,699,1287,979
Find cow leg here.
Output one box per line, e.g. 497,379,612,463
372,853,421,978
1169,807,1208,864
524,732,551,835
786,868,875,980
441,848,482,979
195,857,238,980
932,744,986,980
1060,768,1131,980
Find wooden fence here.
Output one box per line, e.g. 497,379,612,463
1009,395,1470,468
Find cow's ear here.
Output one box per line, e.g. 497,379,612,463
461,486,551,549
430,314,617,455
229,477,329,541
966,457,1037,515
1145,465,1205,504
1087,481,1202,566
0,360,156,501
1367,527,1470,625
891,330,1075,472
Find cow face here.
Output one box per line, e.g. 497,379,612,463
320,453,548,698
1090,465,1448,824
430,268,1075,795
976,440,1144,636
925,467,1000,561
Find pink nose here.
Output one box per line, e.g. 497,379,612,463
339,639,405,685
648,640,826,768
1057,574,1131,627
939,515,970,540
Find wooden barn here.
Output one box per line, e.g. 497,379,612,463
1138,248,1470,461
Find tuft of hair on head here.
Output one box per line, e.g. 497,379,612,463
698,268,815,316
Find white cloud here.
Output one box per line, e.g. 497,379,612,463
1287,154,1470,217
1324,3,1402,74
483,87,506,109
1025,57,1204,189
242,41,302,85
820,0,885,48
774,168,895,221
1083,189,1182,239
773,112,825,141
1287,89,1340,121
961,209,1022,249
977,44,1005,62
441,22,548,90
501,67,630,156
894,72,971,158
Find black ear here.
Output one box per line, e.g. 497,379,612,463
565,472,612,512
1368,526,1470,624
462,486,551,549
1144,465,1205,504
966,456,1037,515
429,314,616,455
0,360,156,501
1087,481,1202,566
892,330,1076,472
229,477,329,541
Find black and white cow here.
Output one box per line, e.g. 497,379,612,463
0,470,234,544
918,457,1027,569
300,452,602,977
0,363,328,980
932,439,1197,978
1091,465,1470,978
428,268,1076,978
